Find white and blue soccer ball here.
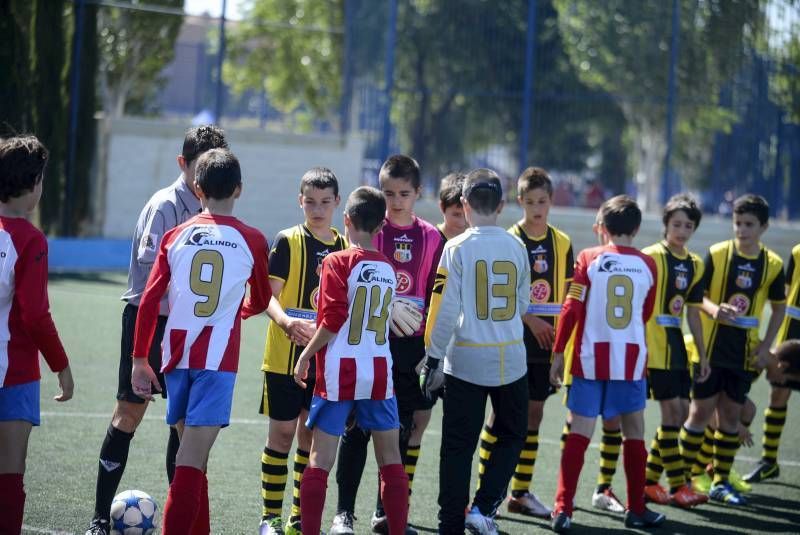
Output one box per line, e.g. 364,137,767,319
110,490,159,535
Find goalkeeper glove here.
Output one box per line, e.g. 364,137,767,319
419,355,444,401
390,297,424,337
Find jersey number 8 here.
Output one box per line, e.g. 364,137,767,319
475,260,517,321
349,285,393,345
606,274,633,329
190,250,224,317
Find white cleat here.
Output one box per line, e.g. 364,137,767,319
465,506,499,535
591,487,625,513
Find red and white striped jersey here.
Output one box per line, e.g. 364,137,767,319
0,217,69,387
314,248,396,401
133,213,271,373
554,244,657,381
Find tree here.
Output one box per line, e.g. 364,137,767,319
0,0,35,135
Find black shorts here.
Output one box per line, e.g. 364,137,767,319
527,362,556,401
648,368,691,401
117,303,168,403
390,336,434,416
259,371,314,421
692,366,753,404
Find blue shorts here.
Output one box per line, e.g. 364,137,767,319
165,369,236,427
306,395,400,437
567,377,646,419
0,380,40,426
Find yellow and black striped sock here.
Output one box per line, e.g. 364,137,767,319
692,427,715,476
679,425,704,480
645,430,663,485
659,426,684,492
712,429,740,485
560,422,571,450
289,448,309,521
404,444,421,496
261,447,289,520
511,431,538,497
761,405,787,465
477,424,497,490
596,427,622,491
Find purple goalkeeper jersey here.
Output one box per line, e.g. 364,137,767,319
373,215,444,336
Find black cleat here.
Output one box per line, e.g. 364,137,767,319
551,510,571,533
743,459,780,483
85,518,110,535
624,507,666,528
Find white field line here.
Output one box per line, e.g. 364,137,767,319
40,410,800,467
22,525,74,535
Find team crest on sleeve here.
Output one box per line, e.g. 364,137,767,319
141,233,157,251
396,270,412,294
530,279,551,303
729,293,751,314
674,263,689,290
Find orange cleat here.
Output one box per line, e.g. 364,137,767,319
671,484,708,508
644,483,670,505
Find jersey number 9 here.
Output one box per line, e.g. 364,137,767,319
349,285,393,345
190,250,224,317
475,260,517,321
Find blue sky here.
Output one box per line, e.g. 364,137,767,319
184,0,244,20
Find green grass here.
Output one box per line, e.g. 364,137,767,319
22,272,800,534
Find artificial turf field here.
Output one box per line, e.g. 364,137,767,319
20,270,800,534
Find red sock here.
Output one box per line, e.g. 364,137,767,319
623,439,647,515
163,466,204,534
190,472,210,534
0,473,25,535
300,467,328,535
555,433,590,515
379,464,409,534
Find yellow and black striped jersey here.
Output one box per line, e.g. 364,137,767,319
262,224,347,374
508,223,574,362
777,243,800,343
701,240,785,371
643,242,705,370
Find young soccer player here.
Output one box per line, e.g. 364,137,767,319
549,195,665,532
475,167,572,518
0,135,74,535
641,194,710,508
293,186,410,535
743,242,799,484
420,168,530,535
681,194,785,506
258,168,346,535
331,155,442,535
87,125,228,534
131,148,272,532
436,172,467,242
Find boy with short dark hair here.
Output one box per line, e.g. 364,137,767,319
681,194,785,505
131,148,272,532
293,186,409,535
475,167,572,518
421,168,531,535
87,124,228,535
550,195,665,532
258,167,347,534
436,172,466,242
331,155,442,535
0,135,74,535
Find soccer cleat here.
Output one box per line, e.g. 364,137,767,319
670,484,708,508
85,518,110,535
591,487,625,513
623,507,666,528
709,481,747,506
330,511,356,535
507,491,552,518
284,516,302,535
644,483,671,505
369,511,418,535
743,459,780,483
729,468,752,493
691,472,712,494
259,515,285,535
551,510,571,533
464,506,499,535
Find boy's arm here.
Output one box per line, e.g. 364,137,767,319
551,250,589,386
754,267,787,368
424,233,446,310
265,280,315,346
132,233,173,359
241,232,273,319
424,247,462,361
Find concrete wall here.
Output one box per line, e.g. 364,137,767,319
102,117,365,239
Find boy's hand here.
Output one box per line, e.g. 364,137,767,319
131,359,162,401
550,353,565,387
714,303,738,324
294,354,311,389
695,357,711,383
285,319,315,347
751,341,773,371
523,314,554,350
419,356,444,401
54,365,74,402
738,423,754,448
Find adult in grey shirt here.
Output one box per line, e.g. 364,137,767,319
86,125,228,535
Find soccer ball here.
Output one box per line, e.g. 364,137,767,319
110,490,159,535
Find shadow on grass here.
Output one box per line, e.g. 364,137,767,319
50,272,125,285
689,500,799,533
